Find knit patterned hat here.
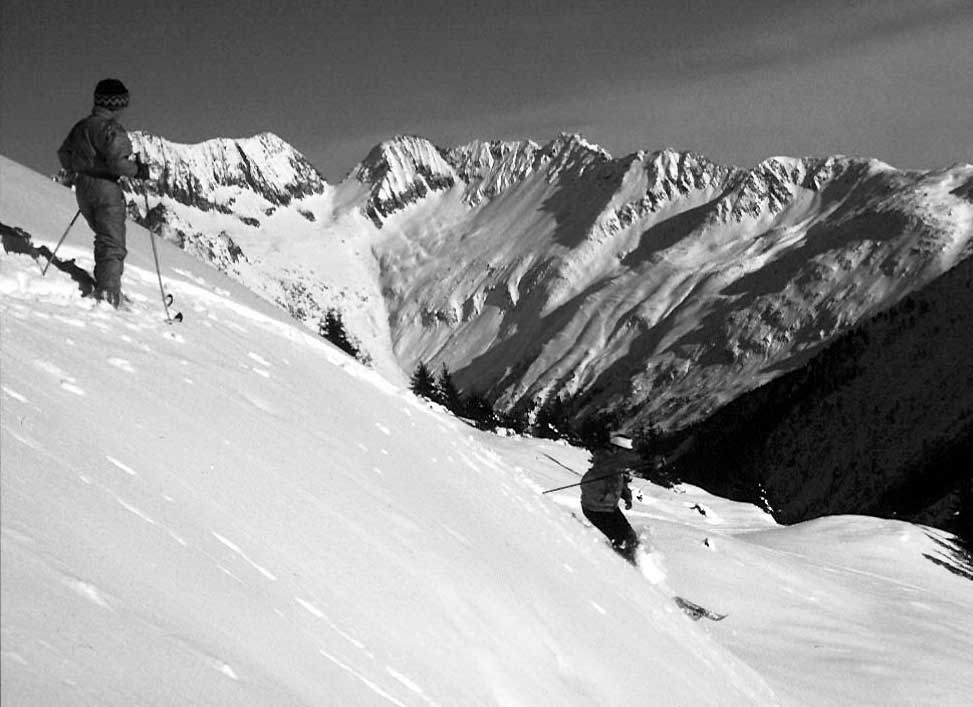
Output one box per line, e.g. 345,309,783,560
93,79,130,110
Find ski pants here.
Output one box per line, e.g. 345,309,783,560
76,175,127,295
582,507,640,561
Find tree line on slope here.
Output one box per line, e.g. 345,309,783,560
409,361,625,449
641,259,973,549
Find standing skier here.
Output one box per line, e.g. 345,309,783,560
580,433,641,563
57,78,150,307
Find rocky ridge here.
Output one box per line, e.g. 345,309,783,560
120,131,973,434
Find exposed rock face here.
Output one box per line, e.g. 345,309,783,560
354,136,458,226
130,131,326,209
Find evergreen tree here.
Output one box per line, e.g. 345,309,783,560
410,362,437,400
436,363,463,413
463,390,497,429
499,401,533,435
534,395,569,439
319,309,360,359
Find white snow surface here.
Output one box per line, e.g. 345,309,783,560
3,157,973,705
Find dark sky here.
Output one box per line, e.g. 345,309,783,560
2,0,971,182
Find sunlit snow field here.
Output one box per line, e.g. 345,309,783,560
2,157,972,705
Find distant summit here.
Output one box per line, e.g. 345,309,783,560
130,131,326,209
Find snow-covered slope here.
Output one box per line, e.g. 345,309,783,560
3,156,973,704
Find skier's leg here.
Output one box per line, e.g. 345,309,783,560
583,508,639,562
91,195,127,307
607,510,640,562
582,508,618,541
76,178,127,306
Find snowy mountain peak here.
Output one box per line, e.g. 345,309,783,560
131,131,326,209
546,132,612,159
352,135,458,226
541,133,613,181
445,138,543,205
643,148,736,197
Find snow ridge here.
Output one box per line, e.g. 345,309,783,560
445,138,542,205
131,131,326,209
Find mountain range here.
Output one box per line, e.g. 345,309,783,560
122,131,972,436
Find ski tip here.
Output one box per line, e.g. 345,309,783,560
673,596,727,621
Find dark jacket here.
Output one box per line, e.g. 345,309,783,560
579,453,634,512
58,107,137,182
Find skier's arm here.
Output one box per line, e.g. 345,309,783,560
100,122,138,179
57,139,74,172
621,473,633,509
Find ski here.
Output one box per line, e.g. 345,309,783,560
674,596,727,622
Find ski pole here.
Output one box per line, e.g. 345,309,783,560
41,209,81,276
143,192,181,324
539,453,581,476
541,470,629,494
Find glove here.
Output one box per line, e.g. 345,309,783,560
133,156,151,181
624,499,633,510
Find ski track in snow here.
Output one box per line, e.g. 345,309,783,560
247,351,271,367
318,648,408,707
217,565,245,585
63,578,111,610
59,381,85,396
211,531,278,581
107,357,135,373
110,492,157,525
1,650,29,666
2,385,28,402
386,666,437,706
54,315,86,328
296,597,369,652
34,359,86,395
106,456,138,477
105,489,187,547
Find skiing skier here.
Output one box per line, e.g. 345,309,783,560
57,78,151,307
580,433,641,563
